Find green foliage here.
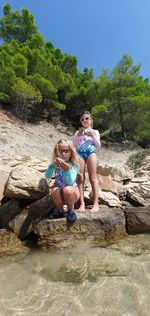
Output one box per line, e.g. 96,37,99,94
59,54,77,75
0,67,16,96
0,4,38,43
94,54,150,142
10,78,42,120
28,73,65,119
13,53,28,78
127,148,150,170
92,100,110,128
27,33,45,49
0,92,9,103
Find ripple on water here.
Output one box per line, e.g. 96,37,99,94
0,235,150,316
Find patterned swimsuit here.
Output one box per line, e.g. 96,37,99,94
73,128,101,161
76,139,96,160
45,163,78,189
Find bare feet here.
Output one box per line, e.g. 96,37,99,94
77,203,85,213
90,204,99,213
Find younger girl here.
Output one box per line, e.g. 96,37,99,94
73,111,101,213
45,139,80,223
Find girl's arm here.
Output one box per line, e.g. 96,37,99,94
86,129,101,149
64,164,78,185
72,128,84,146
72,131,80,146
45,164,55,179
92,130,101,149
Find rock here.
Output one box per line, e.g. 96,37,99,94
97,163,133,182
1,156,49,173
0,163,11,203
126,182,150,207
34,207,127,250
99,190,122,207
4,166,49,199
140,156,150,170
0,229,28,256
124,207,150,233
97,174,118,193
9,195,55,240
0,199,22,229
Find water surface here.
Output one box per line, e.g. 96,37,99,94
0,234,150,316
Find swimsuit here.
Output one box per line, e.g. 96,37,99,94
76,139,96,160
73,128,101,161
45,163,78,189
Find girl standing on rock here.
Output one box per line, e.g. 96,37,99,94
45,139,80,223
73,111,101,213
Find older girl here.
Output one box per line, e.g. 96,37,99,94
45,139,80,223
73,111,101,213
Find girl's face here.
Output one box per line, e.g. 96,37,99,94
57,142,71,161
80,114,92,129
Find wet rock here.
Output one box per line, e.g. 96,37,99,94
0,229,28,256
34,207,127,250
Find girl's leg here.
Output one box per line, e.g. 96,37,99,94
78,157,86,212
51,187,64,212
86,153,99,213
62,186,80,210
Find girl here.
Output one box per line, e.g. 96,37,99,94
45,139,80,223
73,111,101,213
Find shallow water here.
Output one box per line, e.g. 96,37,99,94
0,234,150,316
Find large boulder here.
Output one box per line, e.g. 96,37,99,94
124,207,150,233
34,207,127,250
4,166,49,199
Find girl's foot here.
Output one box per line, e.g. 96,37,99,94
49,209,64,219
77,203,85,213
67,210,77,223
90,204,99,213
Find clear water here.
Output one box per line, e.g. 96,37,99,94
0,234,150,316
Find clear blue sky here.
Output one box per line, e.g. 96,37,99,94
0,0,150,80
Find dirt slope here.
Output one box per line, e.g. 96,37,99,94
0,110,141,166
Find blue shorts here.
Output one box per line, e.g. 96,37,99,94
77,142,96,160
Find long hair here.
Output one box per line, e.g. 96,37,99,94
53,139,78,165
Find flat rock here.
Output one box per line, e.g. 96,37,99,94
34,207,127,250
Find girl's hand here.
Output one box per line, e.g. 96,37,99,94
85,130,93,137
54,157,62,166
54,158,70,171
78,127,85,135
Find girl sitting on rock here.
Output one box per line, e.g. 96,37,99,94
45,139,80,223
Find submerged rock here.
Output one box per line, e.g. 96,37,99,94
0,229,28,256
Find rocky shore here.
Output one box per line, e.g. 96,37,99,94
0,109,150,255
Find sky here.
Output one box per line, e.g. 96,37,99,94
0,0,150,80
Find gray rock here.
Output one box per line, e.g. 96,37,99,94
124,207,150,233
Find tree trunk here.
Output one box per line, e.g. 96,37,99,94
118,103,126,138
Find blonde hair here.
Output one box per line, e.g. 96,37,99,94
80,111,93,128
53,139,78,164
